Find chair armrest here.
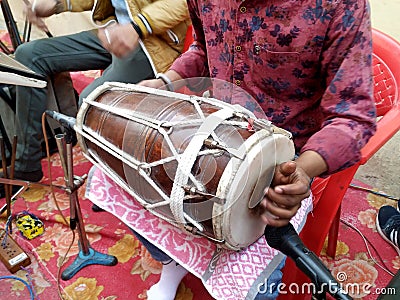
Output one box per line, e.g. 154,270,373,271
360,104,400,164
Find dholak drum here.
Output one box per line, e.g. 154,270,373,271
76,82,295,250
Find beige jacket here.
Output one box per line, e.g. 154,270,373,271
57,0,190,73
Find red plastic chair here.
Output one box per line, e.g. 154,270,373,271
183,24,193,53
280,28,400,299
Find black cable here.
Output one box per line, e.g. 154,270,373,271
350,183,399,202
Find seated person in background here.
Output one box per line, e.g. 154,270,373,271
0,0,190,198
118,0,376,299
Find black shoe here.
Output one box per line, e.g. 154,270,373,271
0,169,43,198
0,185,21,199
10,169,44,182
376,205,400,255
91,204,105,212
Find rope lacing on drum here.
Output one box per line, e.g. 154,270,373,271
170,107,238,226
76,82,259,231
81,98,247,190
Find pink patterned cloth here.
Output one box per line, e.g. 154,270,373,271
86,166,313,300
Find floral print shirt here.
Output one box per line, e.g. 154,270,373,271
170,0,377,174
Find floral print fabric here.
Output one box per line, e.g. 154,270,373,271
171,0,377,174
86,166,313,299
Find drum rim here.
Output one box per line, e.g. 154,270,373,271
212,132,295,250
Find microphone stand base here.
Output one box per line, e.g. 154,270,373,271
61,245,118,281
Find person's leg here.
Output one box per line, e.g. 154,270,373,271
78,45,155,104
13,30,111,176
132,230,172,262
255,258,286,300
131,230,188,300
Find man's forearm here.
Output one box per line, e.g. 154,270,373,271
295,150,328,179
163,70,183,82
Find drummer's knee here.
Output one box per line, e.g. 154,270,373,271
14,42,34,66
14,40,49,73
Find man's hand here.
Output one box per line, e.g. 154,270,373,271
23,0,57,32
138,70,183,89
99,24,140,58
257,161,311,227
137,78,165,89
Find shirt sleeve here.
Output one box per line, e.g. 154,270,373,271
138,0,190,37
169,0,210,79
301,2,377,175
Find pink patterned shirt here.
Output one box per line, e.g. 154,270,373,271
170,0,377,174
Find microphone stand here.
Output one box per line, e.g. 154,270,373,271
0,0,53,54
0,0,22,52
265,224,352,300
53,127,117,280
1,110,117,279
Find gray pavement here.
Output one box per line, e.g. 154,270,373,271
355,0,400,197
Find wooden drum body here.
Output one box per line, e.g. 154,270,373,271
75,82,295,250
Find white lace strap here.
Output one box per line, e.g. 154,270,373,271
169,107,237,225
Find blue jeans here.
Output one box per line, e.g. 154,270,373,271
254,259,285,300
131,229,284,299
131,230,172,262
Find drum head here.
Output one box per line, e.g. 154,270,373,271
213,132,295,250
